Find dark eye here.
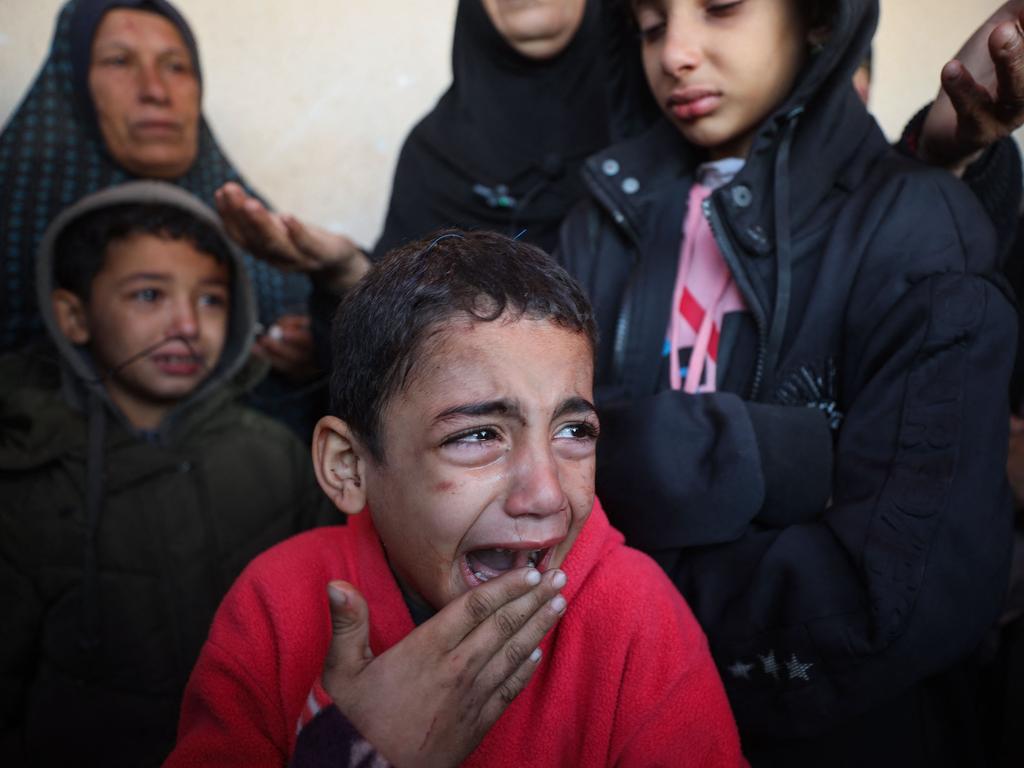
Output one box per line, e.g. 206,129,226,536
133,288,160,303
554,422,600,441
638,21,666,42
445,427,501,445
439,425,508,467
165,59,194,75
100,54,129,67
198,292,227,308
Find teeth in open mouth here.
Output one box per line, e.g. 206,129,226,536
470,548,544,583
487,548,543,567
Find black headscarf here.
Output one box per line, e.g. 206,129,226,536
372,0,656,258
0,0,308,352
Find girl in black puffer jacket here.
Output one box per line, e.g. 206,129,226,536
559,1,1018,764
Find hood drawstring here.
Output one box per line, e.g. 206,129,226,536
763,107,804,387
79,389,107,652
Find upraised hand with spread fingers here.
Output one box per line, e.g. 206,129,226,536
920,1,1024,174
214,181,370,294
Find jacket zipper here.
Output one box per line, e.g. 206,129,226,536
702,196,769,399
583,163,643,384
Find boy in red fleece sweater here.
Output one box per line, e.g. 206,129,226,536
167,231,744,767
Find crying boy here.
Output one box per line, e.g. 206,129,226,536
168,231,745,768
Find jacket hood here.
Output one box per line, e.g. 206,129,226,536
34,180,257,437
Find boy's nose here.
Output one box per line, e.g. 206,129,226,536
168,299,200,339
661,17,703,74
505,443,566,519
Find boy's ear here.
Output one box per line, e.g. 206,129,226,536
312,416,368,516
51,288,91,345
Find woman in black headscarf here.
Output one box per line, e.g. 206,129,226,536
0,0,309,353
371,0,656,257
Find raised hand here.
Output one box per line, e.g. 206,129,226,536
321,567,568,768
215,181,369,293
920,1,1024,174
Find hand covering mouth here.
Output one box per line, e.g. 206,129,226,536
465,547,548,583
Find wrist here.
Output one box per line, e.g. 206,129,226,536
322,246,370,294
918,138,983,178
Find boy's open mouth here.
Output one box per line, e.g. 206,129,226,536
463,547,551,584
152,353,204,375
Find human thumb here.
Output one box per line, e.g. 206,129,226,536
323,581,374,681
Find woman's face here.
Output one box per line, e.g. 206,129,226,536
89,9,200,179
480,0,588,59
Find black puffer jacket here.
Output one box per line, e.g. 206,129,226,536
559,1,1017,764
0,183,335,767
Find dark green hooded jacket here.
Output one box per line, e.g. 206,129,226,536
0,182,335,767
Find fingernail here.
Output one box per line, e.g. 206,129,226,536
268,325,284,341
530,648,542,663
327,584,347,606
525,568,541,586
550,595,567,614
551,570,567,589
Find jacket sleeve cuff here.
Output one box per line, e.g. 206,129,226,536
960,136,1023,263
745,402,833,526
291,701,390,768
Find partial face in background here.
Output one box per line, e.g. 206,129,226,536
364,315,597,612
54,234,230,429
480,0,588,59
634,0,808,160
89,9,200,178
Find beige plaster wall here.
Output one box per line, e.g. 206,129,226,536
0,1,1017,247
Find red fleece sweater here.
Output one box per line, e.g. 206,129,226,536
166,502,744,767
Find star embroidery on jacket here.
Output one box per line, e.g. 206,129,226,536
727,660,756,680
758,651,780,681
785,654,814,682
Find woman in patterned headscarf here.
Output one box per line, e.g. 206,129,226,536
0,0,309,354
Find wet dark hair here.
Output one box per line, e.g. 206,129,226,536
54,202,231,300
330,230,597,463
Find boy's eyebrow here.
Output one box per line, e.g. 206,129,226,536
116,272,172,285
434,399,524,424
433,396,596,425
552,396,597,421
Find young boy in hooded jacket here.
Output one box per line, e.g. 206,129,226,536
0,181,334,767
557,0,1017,764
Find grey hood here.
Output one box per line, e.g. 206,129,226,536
35,180,257,437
